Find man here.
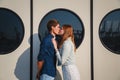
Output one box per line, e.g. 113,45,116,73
36,19,60,80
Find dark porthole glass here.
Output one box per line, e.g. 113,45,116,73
0,8,24,54
38,8,84,48
99,9,120,54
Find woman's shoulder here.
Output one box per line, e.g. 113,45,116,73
65,37,72,43
63,38,72,46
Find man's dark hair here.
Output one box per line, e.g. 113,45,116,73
47,19,59,32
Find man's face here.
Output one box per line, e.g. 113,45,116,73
52,24,60,35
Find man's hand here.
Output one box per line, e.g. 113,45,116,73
36,61,44,80
36,71,40,80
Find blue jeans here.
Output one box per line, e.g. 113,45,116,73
40,74,54,80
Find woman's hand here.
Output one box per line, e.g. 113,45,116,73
52,38,58,52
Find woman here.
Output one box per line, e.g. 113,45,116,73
52,24,80,80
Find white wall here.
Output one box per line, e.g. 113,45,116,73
93,0,120,80
0,0,30,80
0,0,120,80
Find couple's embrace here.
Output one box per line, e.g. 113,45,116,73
36,19,80,80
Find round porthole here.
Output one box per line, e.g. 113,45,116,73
99,9,120,54
38,8,84,48
0,8,24,54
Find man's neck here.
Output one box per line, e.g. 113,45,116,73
50,32,56,39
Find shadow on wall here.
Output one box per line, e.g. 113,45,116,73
33,33,40,80
14,38,30,80
14,33,62,80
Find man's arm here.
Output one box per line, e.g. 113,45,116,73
36,60,44,79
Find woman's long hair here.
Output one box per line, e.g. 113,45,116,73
58,24,76,52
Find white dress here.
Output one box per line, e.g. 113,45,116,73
56,37,80,80
62,64,80,80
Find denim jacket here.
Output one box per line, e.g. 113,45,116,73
37,34,56,77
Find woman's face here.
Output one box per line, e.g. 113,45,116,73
58,28,64,35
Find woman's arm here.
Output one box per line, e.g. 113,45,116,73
60,42,71,65
52,38,71,65
52,38,62,64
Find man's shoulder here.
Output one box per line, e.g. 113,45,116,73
43,34,51,40
41,34,52,43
